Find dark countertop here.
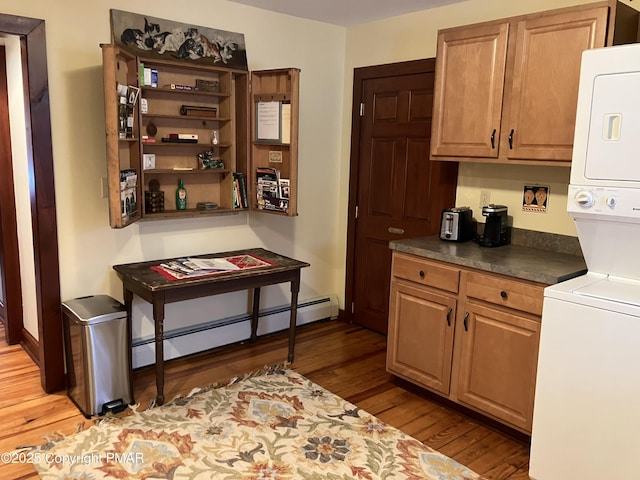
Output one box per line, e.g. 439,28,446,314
389,236,587,285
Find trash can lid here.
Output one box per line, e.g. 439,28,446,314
62,295,125,325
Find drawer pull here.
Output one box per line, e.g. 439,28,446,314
500,290,508,299
446,307,452,327
419,270,425,279
463,312,470,331
388,227,405,235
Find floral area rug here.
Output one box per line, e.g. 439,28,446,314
30,365,484,479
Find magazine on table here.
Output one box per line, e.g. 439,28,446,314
152,254,275,280
184,257,240,271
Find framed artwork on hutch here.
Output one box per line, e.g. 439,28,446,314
110,9,248,70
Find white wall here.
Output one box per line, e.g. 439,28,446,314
0,0,346,340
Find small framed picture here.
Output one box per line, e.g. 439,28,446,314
127,85,140,106
523,185,549,213
143,153,156,170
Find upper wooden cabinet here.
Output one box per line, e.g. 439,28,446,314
430,1,639,165
431,22,509,159
101,44,300,228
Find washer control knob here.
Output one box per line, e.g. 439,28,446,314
575,190,594,208
606,196,617,208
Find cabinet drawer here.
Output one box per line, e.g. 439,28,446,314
392,253,460,293
465,271,544,316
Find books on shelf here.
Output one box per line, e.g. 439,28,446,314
256,167,289,213
139,64,158,87
232,172,248,209
161,137,198,144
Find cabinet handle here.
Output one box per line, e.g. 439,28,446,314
446,307,452,327
508,129,514,149
490,129,496,149
388,227,405,235
419,270,425,279
500,290,508,299
463,312,470,331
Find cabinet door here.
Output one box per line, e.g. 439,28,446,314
250,68,300,216
386,280,456,395
101,44,142,228
431,22,509,158
455,302,540,432
505,6,608,161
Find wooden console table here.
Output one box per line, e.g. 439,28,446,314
113,248,310,405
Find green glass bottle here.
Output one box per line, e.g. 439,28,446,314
176,178,187,210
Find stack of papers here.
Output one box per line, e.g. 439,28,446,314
153,254,273,280
184,257,240,271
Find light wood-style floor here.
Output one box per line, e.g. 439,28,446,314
0,319,531,479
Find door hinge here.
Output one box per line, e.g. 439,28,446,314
359,102,365,117
355,205,359,219
351,302,355,314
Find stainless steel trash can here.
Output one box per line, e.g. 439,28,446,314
62,295,132,417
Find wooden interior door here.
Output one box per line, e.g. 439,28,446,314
347,59,458,334
0,45,22,345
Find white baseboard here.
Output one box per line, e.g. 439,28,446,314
132,295,338,368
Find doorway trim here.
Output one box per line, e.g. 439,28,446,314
0,44,23,345
344,59,438,324
0,14,64,393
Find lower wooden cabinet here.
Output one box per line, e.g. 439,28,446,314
455,302,541,431
386,251,544,433
387,281,456,395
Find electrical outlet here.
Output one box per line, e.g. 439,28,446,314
101,177,109,199
479,190,491,209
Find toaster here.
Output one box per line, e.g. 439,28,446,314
439,207,474,242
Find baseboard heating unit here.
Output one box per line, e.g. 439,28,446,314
132,295,339,368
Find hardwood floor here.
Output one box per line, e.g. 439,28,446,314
0,319,531,479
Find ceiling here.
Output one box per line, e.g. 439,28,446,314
226,0,466,27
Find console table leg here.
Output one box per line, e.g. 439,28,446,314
123,287,134,405
288,272,301,363
153,294,165,406
250,287,261,342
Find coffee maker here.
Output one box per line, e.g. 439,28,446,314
478,204,509,247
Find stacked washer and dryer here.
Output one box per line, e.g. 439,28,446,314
529,44,640,479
